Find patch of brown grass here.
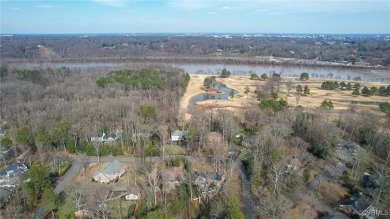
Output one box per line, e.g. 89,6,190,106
288,200,320,219
318,182,350,206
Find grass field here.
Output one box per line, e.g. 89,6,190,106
180,74,390,123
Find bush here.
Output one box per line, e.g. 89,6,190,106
100,144,111,156
171,200,181,215
134,202,147,218
145,144,159,156
172,158,181,167
86,144,96,156
164,144,185,155
65,139,76,153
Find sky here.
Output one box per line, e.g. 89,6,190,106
1,0,389,34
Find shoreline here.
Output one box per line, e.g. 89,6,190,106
1,55,388,71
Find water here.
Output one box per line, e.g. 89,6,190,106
174,63,390,82
190,82,238,109
9,61,390,82
341,100,382,106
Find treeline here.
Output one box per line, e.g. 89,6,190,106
96,69,190,90
1,35,390,66
320,80,390,96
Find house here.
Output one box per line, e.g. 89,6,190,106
171,130,184,141
93,160,125,183
207,132,222,143
194,172,225,191
74,209,94,218
0,163,28,184
125,187,141,201
339,192,375,219
91,130,123,143
338,140,360,153
362,173,386,190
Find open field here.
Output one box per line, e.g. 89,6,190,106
180,74,390,121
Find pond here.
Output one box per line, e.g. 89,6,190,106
340,100,382,106
190,82,238,110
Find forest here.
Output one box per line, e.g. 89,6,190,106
0,61,389,219
1,34,390,67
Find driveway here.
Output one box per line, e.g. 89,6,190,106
287,162,347,219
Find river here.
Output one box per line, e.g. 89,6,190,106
9,62,390,82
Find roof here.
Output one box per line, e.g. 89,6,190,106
363,174,385,189
338,140,360,151
171,130,183,137
94,160,123,177
340,193,371,213
0,163,28,178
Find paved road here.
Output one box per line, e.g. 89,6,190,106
287,162,348,219
237,163,255,219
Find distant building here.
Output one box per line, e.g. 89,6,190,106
93,160,125,183
207,132,222,143
91,130,123,143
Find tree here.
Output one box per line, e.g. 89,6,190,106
339,81,347,89
353,83,361,89
299,72,309,81
0,137,12,150
250,73,258,80
370,86,378,94
225,196,245,219
22,165,51,206
285,81,294,96
320,100,334,109
220,68,231,78
361,86,372,96
140,105,156,121
352,88,360,96
379,102,390,113
16,127,30,147
260,73,268,80
303,85,310,95
203,76,215,89
229,89,235,99
346,82,353,90
296,85,303,93
244,86,250,98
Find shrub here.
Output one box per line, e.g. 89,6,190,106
86,144,96,156
172,158,181,167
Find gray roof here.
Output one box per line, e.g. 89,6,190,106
94,160,123,177
0,163,28,179
340,193,371,213
338,140,360,151
172,130,183,137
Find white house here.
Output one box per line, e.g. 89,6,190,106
125,187,140,201
171,130,184,141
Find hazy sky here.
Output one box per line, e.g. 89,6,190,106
1,0,389,34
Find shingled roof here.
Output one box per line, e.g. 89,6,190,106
340,193,371,214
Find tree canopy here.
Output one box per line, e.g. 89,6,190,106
299,72,309,81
